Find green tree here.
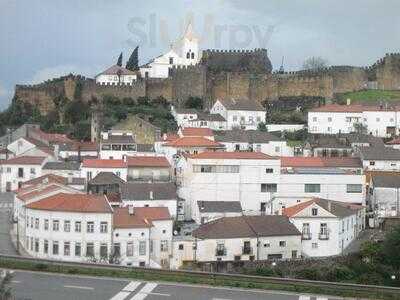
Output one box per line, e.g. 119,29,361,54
382,225,400,268
302,56,329,71
257,122,267,132
184,96,203,109
126,46,139,71
64,100,90,124
360,241,382,264
0,271,13,300
116,52,123,67
137,96,150,106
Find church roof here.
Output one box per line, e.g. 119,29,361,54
98,65,137,76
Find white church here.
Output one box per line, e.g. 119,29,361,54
139,22,201,79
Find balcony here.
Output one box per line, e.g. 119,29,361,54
319,232,329,240
242,246,253,255
215,248,227,256
302,232,312,240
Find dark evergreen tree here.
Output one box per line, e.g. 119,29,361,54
126,46,139,71
116,52,123,67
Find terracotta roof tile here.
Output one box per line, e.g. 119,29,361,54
113,207,171,228
26,193,112,213
127,156,170,168
181,127,214,137
164,137,223,148
18,184,67,202
311,103,400,113
1,156,46,165
189,151,277,160
82,159,127,168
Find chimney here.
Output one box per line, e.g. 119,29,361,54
149,190,154,200
128,205,134,215
327,200,332,212
346,98,351,106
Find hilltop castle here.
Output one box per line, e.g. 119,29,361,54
12,22,400,115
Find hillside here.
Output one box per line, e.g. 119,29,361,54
336,90,400,104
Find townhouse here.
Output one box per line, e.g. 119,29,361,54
0,156,48,192
126,156,171,182
193,201,243,224
87,172,125,195
283,198,365,257
308,103,400,137
81,158,128,181
99,130,137,159
357,146,400,171
214,130,293,156
41,161,81,178
210,99,266,130
176,152,281,218
58,141,98,161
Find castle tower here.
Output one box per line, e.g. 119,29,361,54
181,21,200,66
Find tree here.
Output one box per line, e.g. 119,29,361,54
353,122,368,135
257,122,267,132
126,46,139,71
382,225,400,268
184,97,203,109
0,271,13,300
302,56,329,71
116,52,123,67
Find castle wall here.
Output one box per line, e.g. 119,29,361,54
146,78,173,101
376,54,400,90
329,66,368,94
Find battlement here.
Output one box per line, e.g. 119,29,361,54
203,48,267,55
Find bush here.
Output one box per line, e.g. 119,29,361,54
255,266,275,277
324,266,355,282
295,267,320,280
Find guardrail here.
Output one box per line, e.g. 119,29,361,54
0,253,399,298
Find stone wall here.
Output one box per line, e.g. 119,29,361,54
376,53,400,90
112,115,161,144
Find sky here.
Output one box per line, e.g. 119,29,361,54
1,0,400,109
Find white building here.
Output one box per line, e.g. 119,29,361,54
371,174,400,219
191,215,301,262
176,152,281,219
95,65,137,85
7,137,55,158
126,156,171,182
58,142,98,160
210,99,266,130
193,201,243,225
81,158,128,182
308,103,400,137
0,156,48,192
120,182,180,220
140,22,200,79
99,130,136,160
214,130,293,156
358,146,400,171
283,198,365,257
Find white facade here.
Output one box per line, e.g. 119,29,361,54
220,140,293,156
308,105,400,137
99,131,137,160
286,201,365,257
81,163,127,182
140,23,200,79
210,100,266,130
372,186,400,218
177,154,281,219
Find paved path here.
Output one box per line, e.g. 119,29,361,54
0,193,17,255
2,269,351,300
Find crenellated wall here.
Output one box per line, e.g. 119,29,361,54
375,53,400,90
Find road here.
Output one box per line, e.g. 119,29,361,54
2,269,351,300
0,193,18,255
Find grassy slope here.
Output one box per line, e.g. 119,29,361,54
336,90,400,104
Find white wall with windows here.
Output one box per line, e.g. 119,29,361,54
0,162,45,192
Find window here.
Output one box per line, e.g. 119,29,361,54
44,240,48,254
44,219,49,231
75,221,81,232
30,168,36,175
64,221,70,232
369,161,375,166
305,184,320,193
261,183,277,193
320,223,328,235
64,242,70,256
53,241,59,255
186,52,190,59
35,239,39,252
346,117,351,122
302,223,310,237
312,208,318,216
35,218,39,229
113,243,121,257
169,57,174,65
376,117,380,122
87,222,94,233
279,241,286,247
161,240,168,252
100,243,108,258
327,127,331,132
116,171,121,178
313,117,317,122
52,220,59,231
126,242,134,257
31,217,33,228
191,52,195,59
312,243,318,249
233,115,238,122
100,222,108,233
18,168,24,178
347,184,362,193
86,243,94,257
193,165,239,173
87,171,92,181
75,243,81,256
328,117,332,122
391,118,395,122
139,241,146,256
275,146,280,153
178,244,184,250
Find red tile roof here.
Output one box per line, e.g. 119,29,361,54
30,128,72,144
281,157,362,168
387,138,400,145
82,159,127,168
127,156,170,168
282,199,315,217
164,137,223,148
21,174,67,187
311,104,400,113
163,133,179,142
18,184,66,202
1,156,46,165
181,127,214,137
113,207,171,228
189,151,277,160
26,193,112,213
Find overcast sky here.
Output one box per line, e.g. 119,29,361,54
1,0,400,108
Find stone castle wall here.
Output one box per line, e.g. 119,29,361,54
13,52,400,115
